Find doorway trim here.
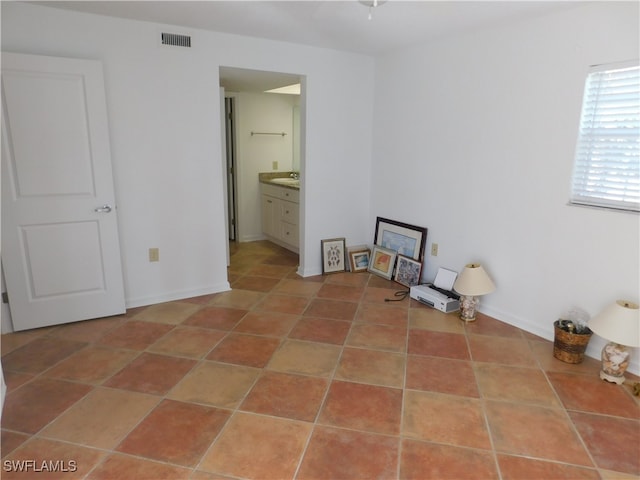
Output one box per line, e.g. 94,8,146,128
219,66,306,275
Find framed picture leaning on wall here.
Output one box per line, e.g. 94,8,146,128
374,217,427,261
321,238,346,274
394,254,423,287
348,247,370,272
368,245,397,280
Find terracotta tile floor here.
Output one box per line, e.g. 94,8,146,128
2,240,639,479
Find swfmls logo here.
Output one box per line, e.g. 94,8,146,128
3,460,78,473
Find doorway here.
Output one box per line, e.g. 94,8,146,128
219,67,303,262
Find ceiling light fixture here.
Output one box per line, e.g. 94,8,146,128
359,0,386,20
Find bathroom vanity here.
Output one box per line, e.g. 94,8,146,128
259,174,300,253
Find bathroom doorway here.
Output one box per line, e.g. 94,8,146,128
219,67,303,257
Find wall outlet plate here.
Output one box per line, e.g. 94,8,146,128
149,248,159,262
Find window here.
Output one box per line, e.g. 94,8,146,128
570,61,639,213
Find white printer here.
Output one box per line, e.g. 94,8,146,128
410,267,460,313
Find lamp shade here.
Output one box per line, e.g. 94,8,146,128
589,300,640,348
453,263,495,296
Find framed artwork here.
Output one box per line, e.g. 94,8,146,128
368,245,397,280
348,248,370,272
394,254,423,287
374,217,427,261
321,238,346,274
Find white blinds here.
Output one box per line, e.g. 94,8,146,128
570,62,640,213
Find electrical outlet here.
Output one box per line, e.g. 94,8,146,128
431,243,438,256
272,161,278,170
149,248,159,262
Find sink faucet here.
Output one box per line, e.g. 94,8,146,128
290,172,300,180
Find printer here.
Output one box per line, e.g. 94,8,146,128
410,267,460,313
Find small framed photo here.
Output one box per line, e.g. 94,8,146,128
321,238,346,274
394,254,422,287
348,248,370,272
368,245,397,280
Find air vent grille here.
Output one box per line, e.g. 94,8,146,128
161,32,191,48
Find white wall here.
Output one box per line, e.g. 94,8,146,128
372,2,640,371
5,3,635,372
1,3,374,329
231,92,297,243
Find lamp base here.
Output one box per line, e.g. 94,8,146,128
599,342,630,385
599,370,625,385
459,295,479,322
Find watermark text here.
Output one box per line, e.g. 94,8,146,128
3,459,77,473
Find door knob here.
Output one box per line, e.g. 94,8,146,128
94,204,113,213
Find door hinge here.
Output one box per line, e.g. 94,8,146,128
2,292,8,304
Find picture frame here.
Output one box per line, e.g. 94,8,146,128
348,248,370,272
394,254,423,287
368,245,397,280
374,217,427,261
321,238,346,274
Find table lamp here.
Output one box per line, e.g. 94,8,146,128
453,263,495,322
588,300,640,385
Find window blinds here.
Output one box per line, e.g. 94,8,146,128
570,62,640,213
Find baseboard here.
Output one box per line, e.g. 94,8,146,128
125,282,231,309
480,304,549,340
298,265,321,278
479,303,639,376
239,234,265,243
260,234,299,254
0,282,230,334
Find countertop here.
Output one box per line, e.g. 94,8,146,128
259,172,300,190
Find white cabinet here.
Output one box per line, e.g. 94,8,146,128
261,183,299,252
279,202,299,245
261,195,278,239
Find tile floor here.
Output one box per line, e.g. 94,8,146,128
1,240,639,479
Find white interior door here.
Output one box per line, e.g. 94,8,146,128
1,52,125,331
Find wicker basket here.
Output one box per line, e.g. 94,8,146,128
553,320,593,364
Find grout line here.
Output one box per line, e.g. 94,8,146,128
465,328,504,480
396,299,411,480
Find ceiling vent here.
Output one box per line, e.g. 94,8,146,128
161,32,191,48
